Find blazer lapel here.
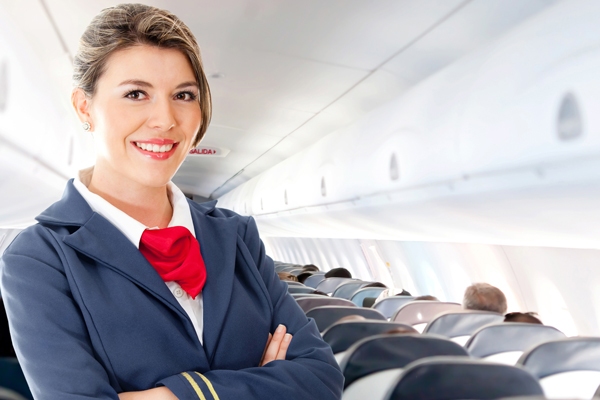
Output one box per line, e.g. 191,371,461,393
64,213,191,323
191,204,238,363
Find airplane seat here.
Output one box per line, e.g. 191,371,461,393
339,334,469,391
295,297,356,313
0,358,32,400
331,281,370,299
466,323,566,365
350,287,387,306
305,306,386,332
322,320,417,355
423,310,504,345
291,293,328,299
287,286,315,295
342,368,404,400
0,388,27,400
303,273,326,288
372,297,415,319
384,356,543,400
284,281,305,287
518,337,600,399
315,277,355,294
391,301,462,332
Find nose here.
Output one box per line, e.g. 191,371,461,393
148,96,176,131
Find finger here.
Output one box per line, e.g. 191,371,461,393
275,333,292,360
262,324,286,365
259,333,272,366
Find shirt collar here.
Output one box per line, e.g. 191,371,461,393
73,167,195,249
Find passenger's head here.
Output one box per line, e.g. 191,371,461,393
395,289,412,297
504,312,542,325
302,264,320,272
277,272,298,282
463,283,507,314
362,282,387,289
384,327,417,335
296,272,314,284
72,3,211,148
325,268,352,279
414,295,439,301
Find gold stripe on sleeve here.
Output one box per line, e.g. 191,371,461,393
182,372,207,400
194,372,220,400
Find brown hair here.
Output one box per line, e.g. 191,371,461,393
73,3,211,146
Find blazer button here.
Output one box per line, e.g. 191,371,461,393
174,287,184,298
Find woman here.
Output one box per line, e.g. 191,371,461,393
0,4,343,399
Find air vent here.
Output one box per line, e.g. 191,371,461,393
321,177,327,197
390,153,399,181
0,60,7,112
557,92,582,141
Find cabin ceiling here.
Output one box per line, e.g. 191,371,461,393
3,0,559,199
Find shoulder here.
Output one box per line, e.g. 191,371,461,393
3,223,67,264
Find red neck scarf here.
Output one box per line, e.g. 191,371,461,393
139,226,206,299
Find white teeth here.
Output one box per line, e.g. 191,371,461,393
135,142,174,153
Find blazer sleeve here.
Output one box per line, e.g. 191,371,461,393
0,227,120,400
157,216,344,400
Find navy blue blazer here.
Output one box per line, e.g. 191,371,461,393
0,181,343,400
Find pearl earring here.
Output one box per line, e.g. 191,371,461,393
82,122,91,131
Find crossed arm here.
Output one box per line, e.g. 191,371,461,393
118,325,293,399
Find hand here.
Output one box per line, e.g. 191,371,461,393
118,387,178,400
259,324,293,366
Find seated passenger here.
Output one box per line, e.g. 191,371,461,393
463,283,508,314
302,264,320,272
277,272,299,282
296,271,314,284
325,268,352,279
414,295,439,301
504,312,543,324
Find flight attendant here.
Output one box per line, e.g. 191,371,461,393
0,4,343,400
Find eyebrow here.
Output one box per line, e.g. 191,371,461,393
118,79,199,89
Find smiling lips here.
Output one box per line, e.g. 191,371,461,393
133,139,179,160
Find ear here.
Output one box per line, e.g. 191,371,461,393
71,88,93,129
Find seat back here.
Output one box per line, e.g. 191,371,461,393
340,335,469,388
287,286,315,294
518,337,600,399
466,323,566,363
303,273,326,288
332,281,370,299
322,320,417,354
423,310,503,344
305,306,386,332
316,278,355,294
385,357,543,400
342,368,403,400
0,358,32,400
392,301,462,331
296,297,355,313
350,287,387,307
372,297,415,319
0,388,27,400
285,281,305,287
291,293,326,299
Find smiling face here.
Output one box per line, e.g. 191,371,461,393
75,45,201,191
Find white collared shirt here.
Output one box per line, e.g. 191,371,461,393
73,167,204,344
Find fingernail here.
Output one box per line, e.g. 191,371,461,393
276,324,285,334
284,333,292,342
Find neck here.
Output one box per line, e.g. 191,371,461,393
87,167,173,229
